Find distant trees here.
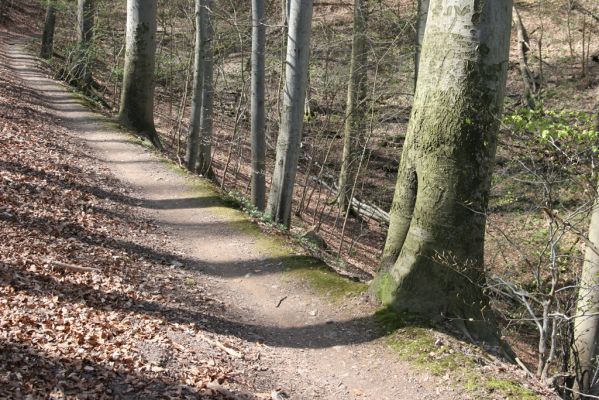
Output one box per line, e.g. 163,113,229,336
40,0,56,59
118,0,161,148
414,0,429,85
372,1,513,342
267,0,314,227
251,0,266,210
337,0,368,213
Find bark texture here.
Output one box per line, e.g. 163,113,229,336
40,1,56,59
196,0,214,176
267,0,313,227
372,0,513,342
118,0,160,148
573,181,599,396
185,0,204,171
251,0,266,210
338,0,368,213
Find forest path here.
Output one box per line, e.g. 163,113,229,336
2,32,451,399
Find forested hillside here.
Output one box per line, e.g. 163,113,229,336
1,0,598,398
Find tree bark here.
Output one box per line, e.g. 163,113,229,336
40,1,56,59
372,0,513,343
414,0,429,87
75,0,93,85
338,0,368,213
574,180,599,396
513,6,536,109
118,0,161,148
185,0,204,171
267,0,313,228
251,0,266,210
196,0,214,176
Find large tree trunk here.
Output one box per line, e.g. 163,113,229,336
185,0,204,171
371,0,513,342
196,0,214,176
40,1,56,59
338,0,368,213
266,0,313,228
75,0,93,85
118,0,160,148
414,0,429,86
251,0,266,210
573,181,599,396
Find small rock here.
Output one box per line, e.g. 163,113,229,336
309,310,317,316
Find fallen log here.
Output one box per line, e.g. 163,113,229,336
310,176,390,225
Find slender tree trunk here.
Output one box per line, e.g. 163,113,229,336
185,0,204,171
513,6,536,109
267,0,313,227
251,0,266,210
371,0,513,342
338,0,368,212
75,0,93,85
40,1,56,59
574,180,599,396
118,0,161,148
414,0,429,87
196,0,214,176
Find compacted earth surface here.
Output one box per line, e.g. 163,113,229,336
0,6,553,400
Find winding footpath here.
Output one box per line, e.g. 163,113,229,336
1,29,451,399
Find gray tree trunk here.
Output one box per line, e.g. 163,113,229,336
372,0,513,342
338,0,368,212
513,6,536,109
414,0,429,87
75,0,93,85
118,0,161,148
196,0,214,176
266,0,313,228
573,181,599,396
40,1,56,60
185,0,204,171
251,0,266,210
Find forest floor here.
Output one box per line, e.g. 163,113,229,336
0,8,556,400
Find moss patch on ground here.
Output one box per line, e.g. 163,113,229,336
375,308,540,399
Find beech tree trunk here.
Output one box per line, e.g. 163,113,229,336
251,0,266,210
414,0,429,86
372,0,513,342
75,0,93,85
118,0,160,148
573,181,599,396
267,0,313,227
338,0,368,212
185,0,204,171
40,1,56,59
196,0,214,176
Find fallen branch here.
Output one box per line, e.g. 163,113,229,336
197,333,243,359
310,176,390,225
571,1,599,23
48,260,99,273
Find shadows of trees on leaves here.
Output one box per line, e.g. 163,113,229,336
2,262,384,349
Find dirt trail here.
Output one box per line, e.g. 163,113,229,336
2,32,453,399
